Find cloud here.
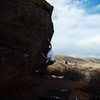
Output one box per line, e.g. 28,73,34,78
47,0,100,58
96,4,100,8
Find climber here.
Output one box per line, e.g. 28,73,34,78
37,39,55,75
33,39,55,75
42,39,55,66
46,47,55,65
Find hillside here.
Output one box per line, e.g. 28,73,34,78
48,55,100,73
32,56,100,100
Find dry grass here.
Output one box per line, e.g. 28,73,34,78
47,63,64,75
47,56,100,94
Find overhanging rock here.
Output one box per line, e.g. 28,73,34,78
0,0,54,99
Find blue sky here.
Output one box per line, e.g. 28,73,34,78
47,0,100,58
79,0,100,14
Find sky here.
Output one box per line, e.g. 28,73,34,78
47,0,100,58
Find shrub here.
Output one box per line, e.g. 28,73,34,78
63,68,85,81
87,69,100,94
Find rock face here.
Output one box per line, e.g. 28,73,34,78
0,0,54,99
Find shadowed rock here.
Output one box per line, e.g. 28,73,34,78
0,0,54,99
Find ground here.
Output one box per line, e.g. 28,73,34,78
33,75,92,100
32,56,100,100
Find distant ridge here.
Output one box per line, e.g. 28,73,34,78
55,55,100,63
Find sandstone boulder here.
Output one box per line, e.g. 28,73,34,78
0,0,54,99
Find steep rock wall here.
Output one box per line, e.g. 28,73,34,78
0,0,54,99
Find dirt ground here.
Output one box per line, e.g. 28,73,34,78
33,75,92,100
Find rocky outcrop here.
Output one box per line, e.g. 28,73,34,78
0,0,54,99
